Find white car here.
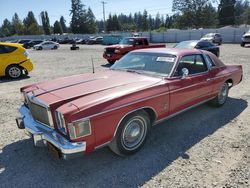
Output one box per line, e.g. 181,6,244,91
241,30,250,47
33,41,59,50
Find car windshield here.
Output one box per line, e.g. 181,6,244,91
111,52,176,77
174,41,197,49
119,38,135,45
204,33,214,37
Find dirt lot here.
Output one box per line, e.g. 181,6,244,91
0,44,249,188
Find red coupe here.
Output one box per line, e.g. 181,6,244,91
16,48,243,159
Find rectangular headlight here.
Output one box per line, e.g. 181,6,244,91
55,111,66,134
68,119,91,139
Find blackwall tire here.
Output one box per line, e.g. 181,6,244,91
6,65,22,79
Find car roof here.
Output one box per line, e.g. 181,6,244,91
0,42,23,48
133,47,203,56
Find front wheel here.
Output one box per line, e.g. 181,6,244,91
6,65,22,79
109,110,151,156
241,42,245,47
209,82,229,107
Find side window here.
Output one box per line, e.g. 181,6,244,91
174,54,208,76
135,39,143,45
0,45,6,54
204,54,216,67
0,45,17,54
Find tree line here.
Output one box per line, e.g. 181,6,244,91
1,0,250,37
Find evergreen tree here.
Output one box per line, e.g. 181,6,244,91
1,19,14,36
218,0,236,26
23,11,42,34
60,16,67,33
112,14,121,31
70,0,87,33
86,7,97,33
41,11,51,35
12,13,24,35
53,20,63,34
142,10,149,31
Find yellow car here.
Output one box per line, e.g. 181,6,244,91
0,42,33,78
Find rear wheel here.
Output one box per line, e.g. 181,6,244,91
6,65,22,79
109,110,151,156
209,82,229,107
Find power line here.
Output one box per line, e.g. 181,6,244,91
101,1,107,32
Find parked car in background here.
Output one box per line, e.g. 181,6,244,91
174,40,220,57
16,48,242,159
23,40,44,49
103,37,166,64
33,41,59,50
102,35,123,45
87,36,103,45
200,33,222,45
0,42,33,78
75,38,87,44
241,30,250,47
17,39,32,49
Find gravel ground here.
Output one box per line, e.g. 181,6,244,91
0,44,249,188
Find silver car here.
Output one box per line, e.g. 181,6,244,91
33,41,59,50
200,33,222,45
241,31,250,47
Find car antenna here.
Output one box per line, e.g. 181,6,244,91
91,55,95,73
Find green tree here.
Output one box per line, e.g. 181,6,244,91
70,0,87,33
53,20,63,34
218,0,236,26
60,16,68,33
40,11,51,35
1,19,14,36
172,0,215,28
12,13,24,35
106,14,113,32
23,11,42,34
112,14,121,31
86,7,97,33
142,10,149,31
242,8,250,24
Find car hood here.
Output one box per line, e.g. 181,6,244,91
243,33,250,37
25,70,162,110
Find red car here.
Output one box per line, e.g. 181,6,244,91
16,48,242,159
103,37,165,64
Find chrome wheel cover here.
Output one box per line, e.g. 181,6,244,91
218,83,228,104
121,116,147,150
8,67,21,78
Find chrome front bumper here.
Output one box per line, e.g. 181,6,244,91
16,105,86,159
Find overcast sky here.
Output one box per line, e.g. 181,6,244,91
0,0,173,26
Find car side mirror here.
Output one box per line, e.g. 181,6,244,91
181,68,189,78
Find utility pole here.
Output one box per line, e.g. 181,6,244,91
101,1,107,33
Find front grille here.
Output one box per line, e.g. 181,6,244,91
27,99,52,127
106,48,115,54
244,36,250,39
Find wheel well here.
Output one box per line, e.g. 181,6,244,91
143,108,157,124
5,64,22,74
226,79,233,88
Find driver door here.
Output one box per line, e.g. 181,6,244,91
168,54,213,114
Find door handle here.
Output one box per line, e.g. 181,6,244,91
206,78,211,81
